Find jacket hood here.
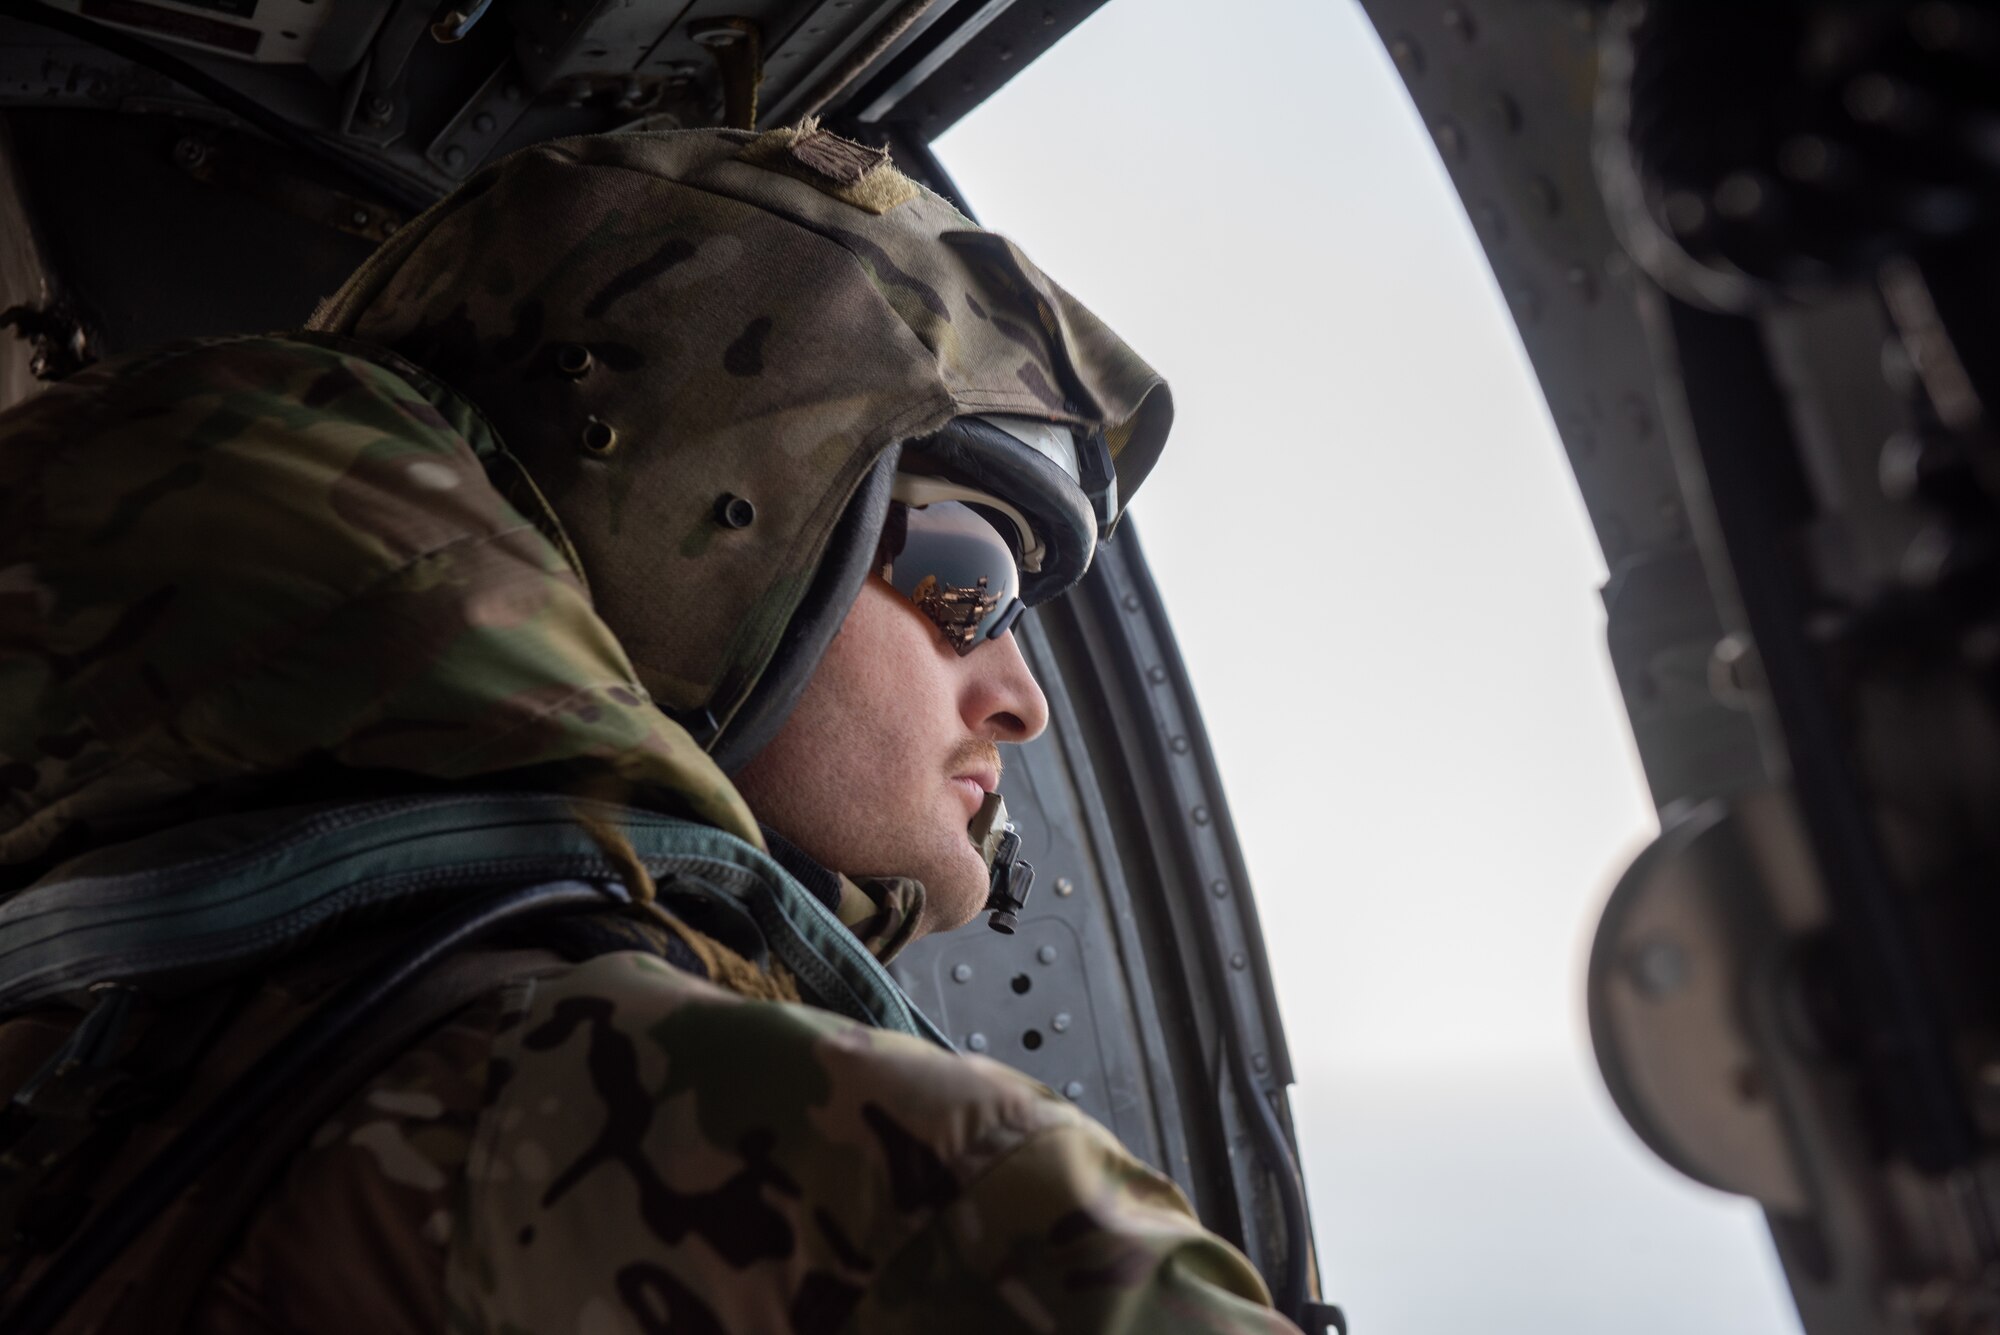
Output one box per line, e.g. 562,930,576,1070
0,334,760,876
307,124,1172,759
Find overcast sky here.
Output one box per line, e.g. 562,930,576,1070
937,2,1802,1331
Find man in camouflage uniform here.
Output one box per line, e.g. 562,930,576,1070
0,124,1301,1332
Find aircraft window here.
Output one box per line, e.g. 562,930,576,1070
938,2,1802,1332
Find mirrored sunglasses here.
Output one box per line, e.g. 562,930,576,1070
875,499,1026,656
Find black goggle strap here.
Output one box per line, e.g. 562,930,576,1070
970,414,1118,541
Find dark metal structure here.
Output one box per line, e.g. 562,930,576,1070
0,0,1338,1328
1359,2,2000,1332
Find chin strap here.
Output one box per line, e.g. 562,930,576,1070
968,792,1034,934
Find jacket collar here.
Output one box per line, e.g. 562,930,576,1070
758,824,924,966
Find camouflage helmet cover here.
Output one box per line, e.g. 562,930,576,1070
308,124,1172,758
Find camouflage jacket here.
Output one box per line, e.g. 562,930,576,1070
0,335,1297,1333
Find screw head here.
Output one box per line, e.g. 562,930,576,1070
580,419,619,454
967,1032,988,1052
444,145,468,168
715,494,756,528
351,208,370,226
1054,876,1074,897
951,963,972,983
1036,945,1057,965
1630,938,1690,999
691,18,747,46
472,112,496,133
365,94,394,121
1062,1081,1083,1099
1051,1012,1071,1033
173,136,207,167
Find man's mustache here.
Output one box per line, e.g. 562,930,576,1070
946,738,1003,781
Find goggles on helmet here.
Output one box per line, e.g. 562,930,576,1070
876,473,1029,655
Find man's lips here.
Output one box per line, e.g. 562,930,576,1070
950,769,999,814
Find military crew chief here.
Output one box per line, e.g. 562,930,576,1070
0,124,1302,1333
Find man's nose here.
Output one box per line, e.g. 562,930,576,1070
961,628,1050,743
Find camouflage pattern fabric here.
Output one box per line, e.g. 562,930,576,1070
0,334,758,869
0,127,1289,1333
307,123,1173,746
191,949,1298,1335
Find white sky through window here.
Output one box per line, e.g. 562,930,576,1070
937,2,1802,1330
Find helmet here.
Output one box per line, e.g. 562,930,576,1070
310,122,1171,770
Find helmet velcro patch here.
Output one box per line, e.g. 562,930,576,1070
736,118,921,215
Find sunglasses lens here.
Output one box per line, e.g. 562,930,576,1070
877,501,1024,654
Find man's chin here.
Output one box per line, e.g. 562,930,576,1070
910,842,993,937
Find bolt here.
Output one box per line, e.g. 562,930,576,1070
715,494,756,529
1630,938,1690,999
967,1032,988,1052
1843,72,1900,125
1054,876,1074,897
1052,1012,1071,1033
1778,134,1832,183
1062,1081,1083,1099
1036,945,1057,965
444,145,468,168
1432,119,1467,161
952,963,972,983
364,94,394,122
1713,172,1768,221
1663,190,1708,236
1387,33,1423,76
691,18,747,47
473,112,496,133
